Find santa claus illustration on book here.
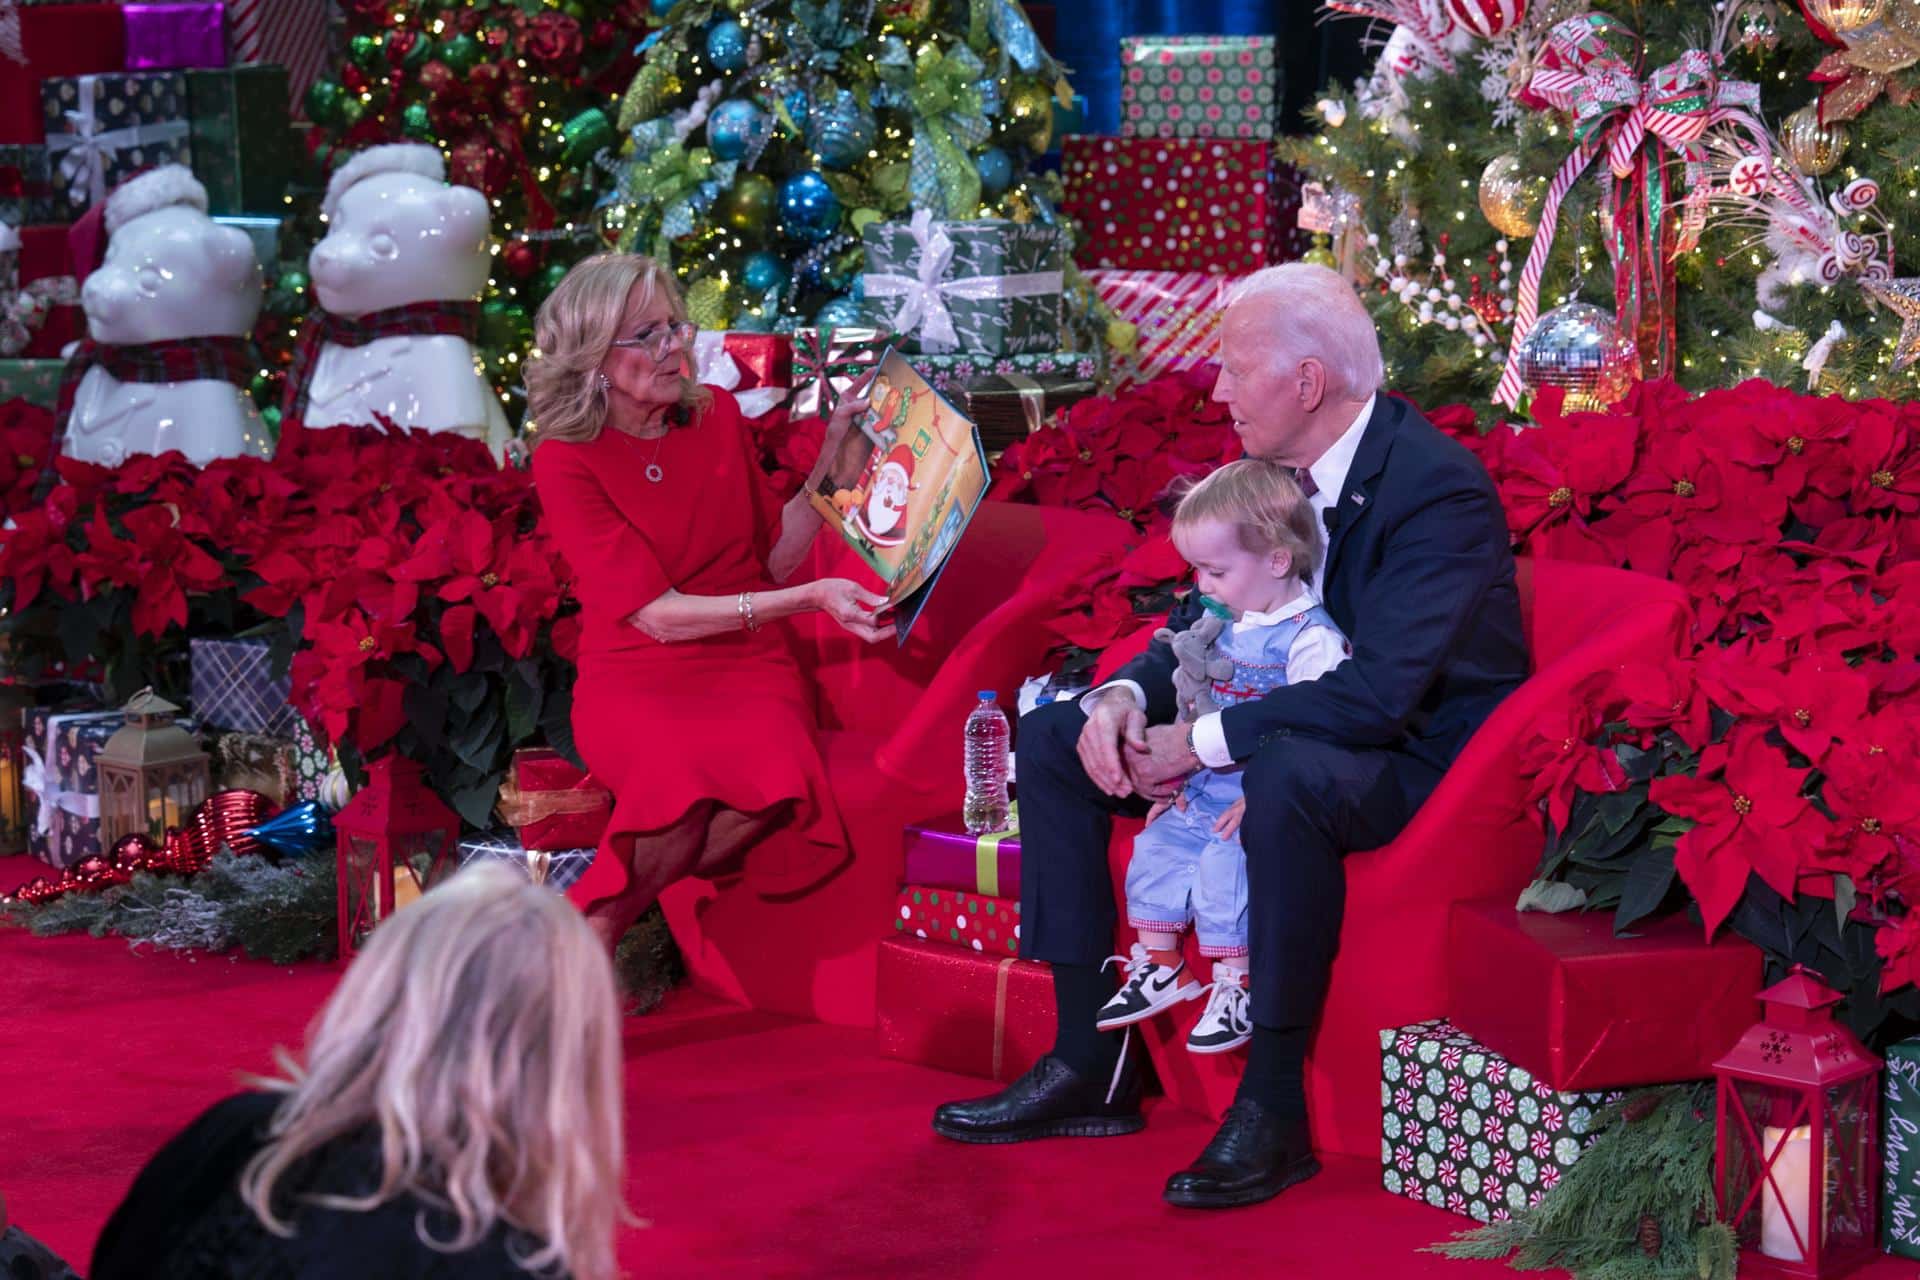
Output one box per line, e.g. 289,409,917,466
849,442,918,548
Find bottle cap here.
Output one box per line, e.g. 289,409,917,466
977,690,996,701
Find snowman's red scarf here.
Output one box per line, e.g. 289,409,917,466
54,335,255,437
280,300,483,429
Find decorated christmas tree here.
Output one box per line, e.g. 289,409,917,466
301,0,645,412
603,0,1093,343
1284,0,1920,412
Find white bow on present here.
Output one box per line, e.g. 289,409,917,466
46,74,192,213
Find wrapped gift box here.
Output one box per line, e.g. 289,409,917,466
186,66,291,214
497,747,612,852
289,713,329,804
1447,898,1763,1092
947,370,1098,452
0,4,127,144
24,706,121,868
0,146,55,224
125,2,229,70
876,937,1053,1082
189,635,300,736
1382,1019,1622,1223
212,731,296,808
903,814,1022,900
905,349,1097,400
860,217,1065,356
41,71,192,220
211,214,286,272
691,329,792,417
16,223,73,284
457,829,594,893
1887,1040,1920,1257
0,359,65,408
1085,269,1235,388
790,325,890,418
895,885,1021,955
1061,135,1277,274
1120,35,1277,140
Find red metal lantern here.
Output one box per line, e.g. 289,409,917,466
332,755,458,961
1714,969,1881,1277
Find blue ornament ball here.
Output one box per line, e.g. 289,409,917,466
650,0,677,14
975,146,1013,197
782,88,811,132
741,250,789,295
813,295,866,331
706,98,768,162
704,19,748,72
808,90,876,170
778,170,841,243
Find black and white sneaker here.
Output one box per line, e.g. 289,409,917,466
1186,964,1253,1054
1095,942,1202,1030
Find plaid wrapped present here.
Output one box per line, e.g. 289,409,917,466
1120,35,1277,140
1382,1019,1623,1223
41,71,192,219
457,829,594,893
189,635,299,736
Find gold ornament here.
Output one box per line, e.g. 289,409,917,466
715,172,776,237
1301,233,1339,269
1888,0,1920,41
1806,0,1885,31
1478,153,1546,238
1862,276,1920,370
1783,105,1848,174
1005,79,1054,153
685,276,735,331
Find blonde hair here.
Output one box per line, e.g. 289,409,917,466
526,252,711,444
239,863,627,1280
1171,458,1323,582
1229,263,1385,401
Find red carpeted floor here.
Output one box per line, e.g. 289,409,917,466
2,911,1915,1279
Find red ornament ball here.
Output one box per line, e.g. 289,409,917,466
1445,0,1525,38
418,60,456,96
341,64,370,96
502,240,538,278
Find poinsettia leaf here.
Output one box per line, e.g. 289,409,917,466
1615,846,1677,933
1834,872,1857,933
1515,879,1588,914
451,774,503,831
506,665,542,745
450,702,502,771
1615,741,1658,784
450,670,491,715
1596,789,1648,838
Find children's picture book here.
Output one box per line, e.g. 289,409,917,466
807,348,992,644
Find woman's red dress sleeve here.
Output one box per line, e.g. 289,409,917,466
532,442,673,620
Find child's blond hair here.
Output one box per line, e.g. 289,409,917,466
1170,458,1322,582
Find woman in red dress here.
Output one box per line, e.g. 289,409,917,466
527,253,889,949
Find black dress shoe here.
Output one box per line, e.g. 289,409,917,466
932,1054,1144,1145
1163,1098,1320,1209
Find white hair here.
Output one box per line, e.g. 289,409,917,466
323,143,446,220
105,165,207,235
1228,263,1385,400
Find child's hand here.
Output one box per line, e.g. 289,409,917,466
1212,797,1246,839
1145,789,1190,826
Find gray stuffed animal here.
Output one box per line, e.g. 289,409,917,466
1158,610,1232,723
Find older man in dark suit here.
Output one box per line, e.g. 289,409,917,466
933,263,1529,1209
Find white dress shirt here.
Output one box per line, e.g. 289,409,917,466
1081,395,1376,766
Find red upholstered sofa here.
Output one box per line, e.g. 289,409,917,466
656,502,1138,1026
1088,558,1692,1158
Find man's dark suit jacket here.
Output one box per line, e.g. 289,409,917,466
1113,393,1529,774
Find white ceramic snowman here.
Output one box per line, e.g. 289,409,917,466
62,166,270,467
299,144,509,455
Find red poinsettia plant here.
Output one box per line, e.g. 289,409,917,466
1451,379,1920,1028
0,408,579,827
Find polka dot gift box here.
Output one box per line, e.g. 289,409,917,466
1380,1019,1623,1224
1120,35,1276,141
40,71,193,221
895,885,1021,955
1061,135,1277,275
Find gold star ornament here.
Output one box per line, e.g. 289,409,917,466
1863,277,1920,371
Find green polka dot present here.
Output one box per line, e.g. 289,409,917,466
1120,35,1276,141
1381,1019,1622,1224
895,885,1021,956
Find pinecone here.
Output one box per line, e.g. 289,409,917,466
1637,1213,1662,1257
1623,1092,1663,1124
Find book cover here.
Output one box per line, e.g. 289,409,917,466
807,349,992,643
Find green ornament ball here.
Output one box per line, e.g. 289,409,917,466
439,33,482,75
303,78,348,127
349,33,384,70
401,101,433,139
249,371,271,398
260,405,282,436
716,172,776,238
338,95,366,127
539,262,571,296
276,268,309,296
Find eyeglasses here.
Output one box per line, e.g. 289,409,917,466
609,321,697,360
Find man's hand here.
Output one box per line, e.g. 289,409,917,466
1129,722,1198,801
1077,690,1148,799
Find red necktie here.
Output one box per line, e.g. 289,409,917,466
1294,467,1319,498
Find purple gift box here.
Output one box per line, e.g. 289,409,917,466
124,2,228,71
902,814,1022,900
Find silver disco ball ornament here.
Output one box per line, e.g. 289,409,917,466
1512,302,1640,413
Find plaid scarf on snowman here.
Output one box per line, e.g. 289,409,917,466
279,299,483,428
54,334,255,437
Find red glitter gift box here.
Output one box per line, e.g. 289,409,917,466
876,937,1052,1082
1061,135,1277,275
496,747,612,853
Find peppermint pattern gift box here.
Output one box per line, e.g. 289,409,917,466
1381,1019,1622,1223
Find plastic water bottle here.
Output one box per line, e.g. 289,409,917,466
963,691,1012,834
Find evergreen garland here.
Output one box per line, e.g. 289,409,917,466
1430,1084,1738,1280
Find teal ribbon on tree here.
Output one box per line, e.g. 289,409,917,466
874,37,991,218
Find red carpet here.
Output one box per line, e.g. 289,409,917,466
2,915,1914,1278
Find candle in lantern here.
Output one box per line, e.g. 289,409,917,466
1761,1124,1816,1260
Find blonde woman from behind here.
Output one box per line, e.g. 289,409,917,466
91,862,629,1280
